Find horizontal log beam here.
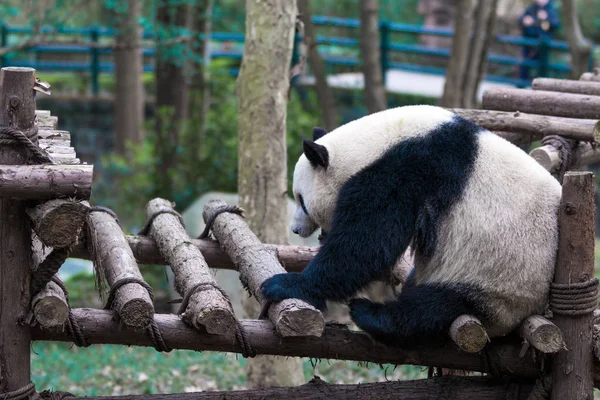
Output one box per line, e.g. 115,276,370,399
62,376,534,400
32,309,547,380
70,236,318,272
532,78,600,97
482,88,600,119
0,165,93,199
452,108,600,142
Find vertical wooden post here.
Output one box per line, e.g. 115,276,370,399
0,67,36,393
551,171,596,400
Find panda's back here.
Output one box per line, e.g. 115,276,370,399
414,130,561,336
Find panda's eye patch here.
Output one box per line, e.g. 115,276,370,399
298,194,309,216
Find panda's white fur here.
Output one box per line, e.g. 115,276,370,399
265,104,561,345
417,130,560,336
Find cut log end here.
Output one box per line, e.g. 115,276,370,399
191,307,238,338
27,200,88,248
270,301,325,337
521,318,565,354
32,288,69,329
529,146,560,172
118,297,155,329
449,315,489,353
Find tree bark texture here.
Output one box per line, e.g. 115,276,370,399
70,236,318,272
359,0,387,113
551,172,596,400
482,88,600,119
561,0,592,79
297,0,338,131
87,208,154,329
0,165,93,200
440,0,476,107
32,309,573,385
236,0,304,389
0,66,35,393
451,108,600,142
154,0,190,198
113,0,144,155
203,200,324,339
145,198,236,338
50,376,534,400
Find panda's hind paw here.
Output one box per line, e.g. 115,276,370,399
260,273,326,310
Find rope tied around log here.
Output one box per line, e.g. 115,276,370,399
549,278,599,316
102,276,172,353
0,382,40,400
138,208,185,236
197,205,245,240
30,248,71,298
540,135,578,184
88,206,119,224
173,281,256,358
0,126,53,164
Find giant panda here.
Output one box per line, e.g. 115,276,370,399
260,105,561,348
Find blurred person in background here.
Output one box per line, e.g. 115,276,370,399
518,0,561,82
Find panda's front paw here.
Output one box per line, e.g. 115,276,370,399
260,273,325,310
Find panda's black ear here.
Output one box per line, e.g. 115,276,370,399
312,127,327,141
303,139,329,169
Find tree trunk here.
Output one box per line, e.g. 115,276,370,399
359,0,387,113
562,0,592,79
297,0,338,131
187,0,213,175
154,1,191,198
236,0,304,389
113,0,144,155
463,0,498,108
440,0,477,107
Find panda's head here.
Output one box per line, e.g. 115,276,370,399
290,127,334,237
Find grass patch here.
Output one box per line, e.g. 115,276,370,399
32,342,426,395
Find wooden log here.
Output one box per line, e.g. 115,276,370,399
551,171,596,400
38,143,76,154
452,108,600,142
203,200,324,337
530,143,600,174
38,130,70,142
30,234,68,329
31,309,546,381
519,315,565,354
0,164,93,199
532,78,600,97
449,315,489,353
26,199,88,248
54,376,534,400
593,325,600,362
145,198,236,337
493,131,543,146
70,235,319,273
87,207,154,328
36,115,58,129
0,66,35,392
482,87,600,119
